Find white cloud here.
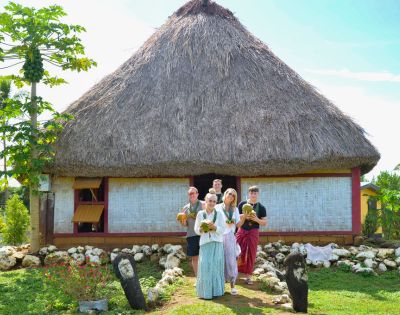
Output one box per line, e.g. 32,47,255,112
307,68,400,83
311,83,399,179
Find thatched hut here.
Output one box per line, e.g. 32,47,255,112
40,0,379,248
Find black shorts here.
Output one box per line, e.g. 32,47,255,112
186,235,200,257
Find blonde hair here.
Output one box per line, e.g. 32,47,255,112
205,193,217,202
208,188,216,194
188,186,198,194
222,188,237,207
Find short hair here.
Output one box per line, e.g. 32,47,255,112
213,179,222,184
248,186,259,193
188,186,198,194
222,188,237,207
205,193,217,201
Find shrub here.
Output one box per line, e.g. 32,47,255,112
1,194,30,245
44,263,114,301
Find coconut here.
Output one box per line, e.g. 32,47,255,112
176,213,187,222
200,219,212,233
242,204,256,215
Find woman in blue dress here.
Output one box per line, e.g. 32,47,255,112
194,193,226,299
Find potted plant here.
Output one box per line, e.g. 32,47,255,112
44,262,113,312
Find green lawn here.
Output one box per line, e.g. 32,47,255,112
0,261,399,315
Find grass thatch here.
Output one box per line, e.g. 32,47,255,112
48,0,380,177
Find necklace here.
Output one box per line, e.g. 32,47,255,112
223,204,234,224
188,200,200,219
203,209,217,223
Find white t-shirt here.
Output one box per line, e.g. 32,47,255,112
194,209,226,246
215,203,240,235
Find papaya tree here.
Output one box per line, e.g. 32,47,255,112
0,2,96,251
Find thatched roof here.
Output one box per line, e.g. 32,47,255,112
47,0,380,177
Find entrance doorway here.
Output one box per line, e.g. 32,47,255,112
193,174,238,201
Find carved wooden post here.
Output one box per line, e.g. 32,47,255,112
112,253,147,310
284,252,308,313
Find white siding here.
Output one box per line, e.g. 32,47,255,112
108,178,189,233
241,177,352,232
53,177,74,233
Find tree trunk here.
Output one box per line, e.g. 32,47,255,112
29,82,40,252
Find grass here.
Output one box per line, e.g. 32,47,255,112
0,260,399,315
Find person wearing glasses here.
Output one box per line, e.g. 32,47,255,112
178,187,205,278
236,186,267,285
194,193,226,299
216,188,243,295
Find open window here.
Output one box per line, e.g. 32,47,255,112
72,177,106,233
193,174,239,201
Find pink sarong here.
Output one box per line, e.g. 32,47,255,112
236,227,259,274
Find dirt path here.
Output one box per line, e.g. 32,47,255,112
156,274,294,315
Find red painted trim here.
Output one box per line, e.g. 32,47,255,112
243,173,352,178
236,177,242,203
73,188,78,234
352,167,361,234
259,230,354,236
53,232,187,237
104,177,109,233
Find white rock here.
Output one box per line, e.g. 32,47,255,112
0,246,16,256
92,248,104,256
323,261,331,268
257,245,263,252
273,294,291,304
151,244,159,252
0,255,17,270
356,251,376,261
280,303,294,311
332,249,351,258
266,271,278,278
395,247,400,258
142,245,152,256
329,254,339,262
169,245,183,254
172,267,184,277
377,248,395,259
38,247,48,256
257,251,268,259
134,253,145,263
348,246,359,255
131,245,141,254
112,248,121,253
355,267,374,275
253,268,265,276
67,247,77,255
359,245,372,251
163,244,173,254
47,245,57,253
44,251,69,265
280,246,290,254
337,260,354,268
312,261,324,267
12,251,26,261
275,253,285,263
305,258,312,265
87,254,100,264
351,263,361,272
378,263,387,272
121,248,132,254
165,253,180,269
110,253,118,263
77,246,85,253
364,258,377,269
159,256,167,268
84,245,93,251
22,255,40,268
395,257,400,266
71,253,85,266
383,259,397,269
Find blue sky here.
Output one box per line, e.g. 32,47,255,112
1,0,399,181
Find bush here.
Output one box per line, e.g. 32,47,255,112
362,207,379,238
1,194,30,245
